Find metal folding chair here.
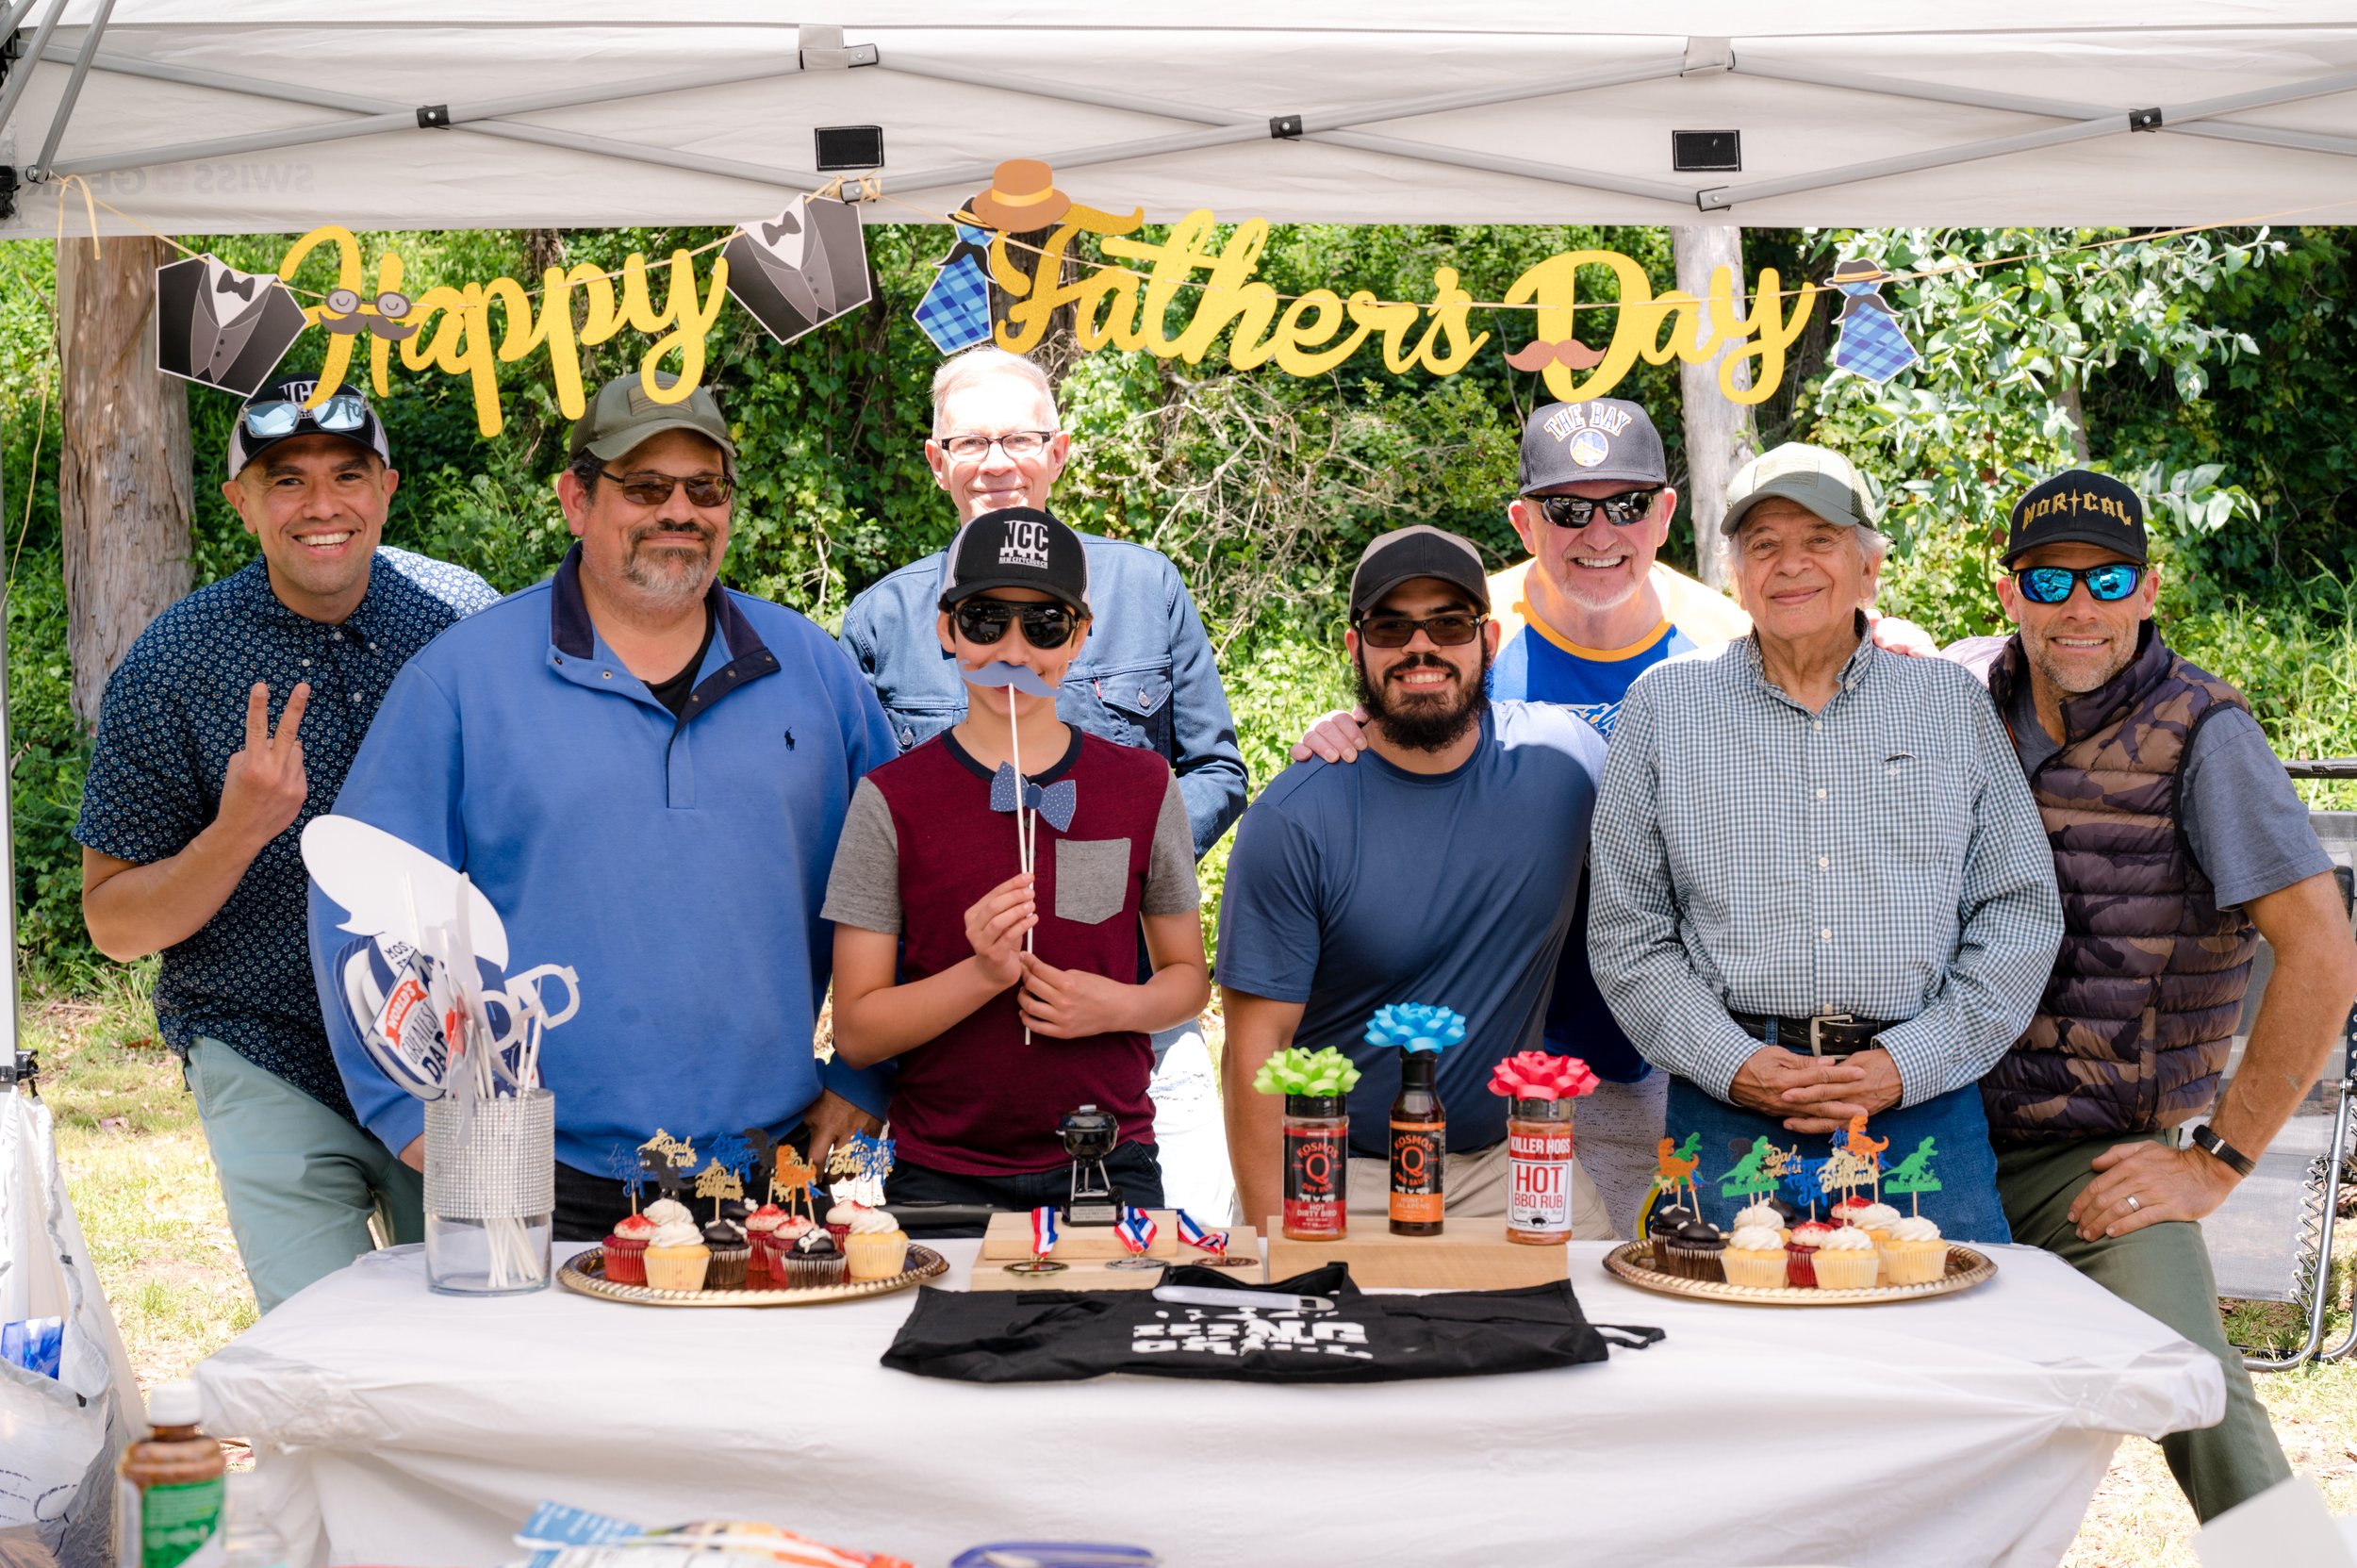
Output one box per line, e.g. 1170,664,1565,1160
2200,805,2357,1372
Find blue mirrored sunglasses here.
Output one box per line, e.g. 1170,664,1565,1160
241,394,371,440
2014,563,2143,604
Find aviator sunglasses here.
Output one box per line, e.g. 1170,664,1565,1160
2012,563,2144,604
242,393,371,438
954,597,1080,650
1533,487,1662,528
1353,610,1488,649
596,470,735,507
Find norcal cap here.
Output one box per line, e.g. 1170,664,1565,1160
225,375,390,479
569,371,736,467
1722,442,1878,533
1518,399,1668,492
938,506,1090,614
2004,470,2147,565
1348,525,1492,619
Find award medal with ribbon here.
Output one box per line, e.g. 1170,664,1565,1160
1176,1208,1254,1268
1105,1206,1164,1270
1003,1205,1068,1275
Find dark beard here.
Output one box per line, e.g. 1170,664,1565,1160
1354,647,1491,753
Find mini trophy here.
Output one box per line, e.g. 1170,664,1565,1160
1058,1104,1122,1226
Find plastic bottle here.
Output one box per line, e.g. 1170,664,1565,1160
1505,1095,1577,1244
1280,1094,1348,1241
1388,1048,1444,1236
219,1472,292,1568
117,1380,225,1568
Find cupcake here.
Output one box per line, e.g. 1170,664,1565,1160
1829,1196,1872,1230
642,1217,710,1292
1786,1219,1834,1288
645,1197,692,1227
825,1198,865,1245
1849,1202,1903,1280
1811,1225,1879,1289
744,1204,787,1284
1722,1224,1788,1288
782,1227,847,1289
1649,1204,1701,1271
843,1207,910,1281
1664,1220,1726,1282
1881,1215,1950,1285
602,1212,656,1285
1732,1201,1788,1243
702,1218,750,1290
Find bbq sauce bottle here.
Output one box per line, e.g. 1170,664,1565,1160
1389,1048,1445,1236
117,1380,224,1568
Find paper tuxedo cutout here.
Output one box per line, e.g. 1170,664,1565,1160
155,255,308,396
722,194,873,347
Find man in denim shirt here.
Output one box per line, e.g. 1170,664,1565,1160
839,348,1247,1210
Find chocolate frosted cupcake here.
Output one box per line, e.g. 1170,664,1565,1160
701,1218,750,1290
1649,1204,1701,1272
783,1227,847,1289
1665,1220,1727,1282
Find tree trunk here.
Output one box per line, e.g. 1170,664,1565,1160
1670,225,1760,591
57,236,193,733
2054,376,2093,464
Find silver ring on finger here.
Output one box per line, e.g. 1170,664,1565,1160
2125,1194,2141,1213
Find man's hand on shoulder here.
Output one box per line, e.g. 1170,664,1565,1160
2069,1138,2241,1240
1864,611,1937,659
216,681,311,854
1290,707,1370,764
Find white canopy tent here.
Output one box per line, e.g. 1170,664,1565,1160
0,4,2355,236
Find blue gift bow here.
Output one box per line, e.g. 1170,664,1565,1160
991,762,1078,833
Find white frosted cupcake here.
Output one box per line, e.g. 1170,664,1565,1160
1811,1225,1879,1289
1732,1202,1788,1243
641,1217,709,1292
1882,1215,1948,1285
1722,1224,1788,1287
843,1207,910,1281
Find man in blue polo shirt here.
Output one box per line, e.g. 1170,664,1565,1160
313,373,895,1243
1218,526,1612,1235
79,378,497,1311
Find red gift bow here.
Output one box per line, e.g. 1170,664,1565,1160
1487,1051,1600,1100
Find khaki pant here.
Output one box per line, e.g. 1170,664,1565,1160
1347,1139,1617,1240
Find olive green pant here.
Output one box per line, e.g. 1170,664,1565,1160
1996,1133,2291,1521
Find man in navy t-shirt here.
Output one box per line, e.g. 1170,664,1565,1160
1217,526,1610,1235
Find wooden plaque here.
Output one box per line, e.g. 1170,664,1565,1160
1263,1214,1570,1290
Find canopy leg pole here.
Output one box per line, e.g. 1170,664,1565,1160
28,0,112,179
0,0,71,150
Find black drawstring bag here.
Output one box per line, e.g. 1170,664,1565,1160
881,1263,1664,1385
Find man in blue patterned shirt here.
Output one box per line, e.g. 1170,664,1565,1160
1587,443,2061,1241
76,377,497,1312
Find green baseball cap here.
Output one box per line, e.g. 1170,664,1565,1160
569,371,736,467
1722,442,1877,534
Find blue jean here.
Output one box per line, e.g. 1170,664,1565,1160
1664,1076,2014,1243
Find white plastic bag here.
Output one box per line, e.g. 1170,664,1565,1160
1,1084,140,1567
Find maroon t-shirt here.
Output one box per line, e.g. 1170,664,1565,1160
828,729,1191,1175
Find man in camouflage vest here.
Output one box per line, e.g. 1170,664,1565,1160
1952,470,2357,1520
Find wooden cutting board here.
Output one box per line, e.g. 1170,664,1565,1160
969,1209,1264,1290
1264,1214,1570,1290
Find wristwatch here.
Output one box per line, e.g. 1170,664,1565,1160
2188,1123,2257,1179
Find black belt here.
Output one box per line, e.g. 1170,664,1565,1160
1731,1012,1896,1058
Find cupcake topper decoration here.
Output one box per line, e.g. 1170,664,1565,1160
1835,1114,1890,1199
704,1131,754,1184
837,1131,895,1207
1883,1136,1943,1215
773,1145,820,1220
1250,1047,1365,1098
1652,1132,1704,1213
740,1128,781,1205
1716,1134,1779,1201
608,1142,651,1213
694,1157,746,1221
1784,1153,1829,1220
1486,1051,1599,1100
1363,1003,1466,1054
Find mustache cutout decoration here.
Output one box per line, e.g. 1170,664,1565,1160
1505,338,1608,372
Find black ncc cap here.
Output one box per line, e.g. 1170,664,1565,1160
938,506,1091,614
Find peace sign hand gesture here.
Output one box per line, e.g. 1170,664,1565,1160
218,681,312,853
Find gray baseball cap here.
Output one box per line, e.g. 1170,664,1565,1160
1517,399,1667,492
569,371,736,467
1722,442,1877,534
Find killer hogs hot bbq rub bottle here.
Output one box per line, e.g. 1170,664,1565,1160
1489,1050,1602,1246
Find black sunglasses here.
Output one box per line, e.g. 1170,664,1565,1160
1533,488,1661,528
954,598,1080,650
2014,563,2143,605
1353,611,1487,649
597,470,734,507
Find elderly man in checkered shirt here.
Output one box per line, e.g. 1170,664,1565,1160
1587,444,2062,1241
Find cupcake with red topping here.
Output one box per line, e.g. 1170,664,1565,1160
744,1204,787,1285
1786,1219,1835,1288
602,1211,656,1285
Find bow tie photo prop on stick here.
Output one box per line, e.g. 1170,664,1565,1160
968,661,1064,1041
992,766,1078,833
155,255,310,397
721,192,873,347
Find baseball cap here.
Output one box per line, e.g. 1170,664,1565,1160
1722,442,1878,534
1348,525,1491,619
569,371,736,467
226,375,390,480
938,506,1090,614
2004,470,2147,565
1518,399,1668,493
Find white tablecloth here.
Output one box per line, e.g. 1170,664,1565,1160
197,1240,2223,1568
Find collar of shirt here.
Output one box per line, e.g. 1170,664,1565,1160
1738,609,1877,713
545,542,780,714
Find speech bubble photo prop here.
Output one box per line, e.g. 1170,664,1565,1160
721,193,873,347
154,254,309,396
304,815,511,967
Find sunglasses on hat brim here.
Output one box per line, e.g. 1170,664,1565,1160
2012,563,2144,604
242,393,372,441
953,597,1082,650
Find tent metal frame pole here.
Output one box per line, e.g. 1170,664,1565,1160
0,0,70,151
2169,121,2357,162
1701,68,2357,209
1310,127,1696,206
28,0,111,178
42,49,820,181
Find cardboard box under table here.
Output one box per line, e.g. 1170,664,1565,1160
972,1209,1264,1288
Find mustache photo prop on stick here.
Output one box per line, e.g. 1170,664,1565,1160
967,661,1063,1042
722,193,873,346
155,255,310,397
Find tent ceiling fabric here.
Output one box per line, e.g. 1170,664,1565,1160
2,5,2355,235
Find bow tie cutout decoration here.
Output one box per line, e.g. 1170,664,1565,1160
215,270,262,302
991,764,1077,833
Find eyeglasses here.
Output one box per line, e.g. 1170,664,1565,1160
596,470,734,507
243,394,371,439
2013,563,2144,604
1532,488,1662,528
1353,611,1487,649
937,429,1058,462
954,598,1080,650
